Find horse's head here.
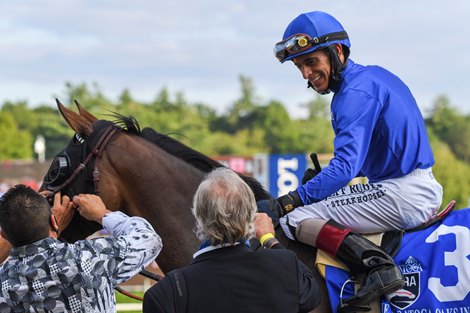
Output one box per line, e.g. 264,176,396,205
40,99,120,242
40,99,272,270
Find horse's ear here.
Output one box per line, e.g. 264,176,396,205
56,99,93,136
74,99,98,123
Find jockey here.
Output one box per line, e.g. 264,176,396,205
269,11,443,307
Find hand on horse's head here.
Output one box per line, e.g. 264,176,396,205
48,191,74,236
72,194,111,224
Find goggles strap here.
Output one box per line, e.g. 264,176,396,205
328,45,346,81
308,31,348,46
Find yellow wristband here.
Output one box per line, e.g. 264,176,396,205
259,233,275,246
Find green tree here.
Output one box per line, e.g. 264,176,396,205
296,96,335,153
259,100,296,153
33,105,74,158
302,95,330,120
229,76,258,124
116,88,135,112
0,111,33,160
150,87,172,111
427,95,470,162
430,134,470,208
59,81,114,114
3,80,470,213
1,100,38,131
295,118,334,153
212,76,261,134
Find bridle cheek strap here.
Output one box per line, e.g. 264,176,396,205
92,126,121,195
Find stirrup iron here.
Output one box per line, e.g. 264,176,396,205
337,279,371,313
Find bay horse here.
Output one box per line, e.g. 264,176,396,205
37,101,470,313
40,100,330,312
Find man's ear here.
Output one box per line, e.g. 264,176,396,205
334,44,345,62
333,43,341,55
50,214,59,234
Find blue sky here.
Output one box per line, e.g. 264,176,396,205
1,0,469,118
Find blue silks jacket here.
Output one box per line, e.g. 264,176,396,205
297,60,434,204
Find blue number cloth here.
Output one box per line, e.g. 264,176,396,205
323,208,470,313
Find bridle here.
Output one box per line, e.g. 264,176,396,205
44,123,163,301
45,124,121,196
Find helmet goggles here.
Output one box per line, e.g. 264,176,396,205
274,31,348,63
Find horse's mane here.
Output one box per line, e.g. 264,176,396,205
110,113,271,200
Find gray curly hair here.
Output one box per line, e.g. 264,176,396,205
192,167,257,245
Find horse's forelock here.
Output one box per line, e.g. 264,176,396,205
108,112,141,134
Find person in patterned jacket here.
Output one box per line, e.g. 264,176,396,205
0,184,162,312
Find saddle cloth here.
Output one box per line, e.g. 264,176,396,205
316,209,470,313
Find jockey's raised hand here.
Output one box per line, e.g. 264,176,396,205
301,153,322,184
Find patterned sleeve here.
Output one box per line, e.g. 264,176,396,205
76,211,162,286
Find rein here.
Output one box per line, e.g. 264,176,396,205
116,270,164,301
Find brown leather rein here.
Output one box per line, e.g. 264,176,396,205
46,124,163,301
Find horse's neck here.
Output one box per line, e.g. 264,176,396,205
104,134,204,212
101,134,203,270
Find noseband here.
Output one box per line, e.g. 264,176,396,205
46,125,121,196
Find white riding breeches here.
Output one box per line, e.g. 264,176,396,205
280,168,443,240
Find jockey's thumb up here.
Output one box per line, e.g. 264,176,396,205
72,194,111,224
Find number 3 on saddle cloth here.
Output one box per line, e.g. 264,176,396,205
317,201,470,313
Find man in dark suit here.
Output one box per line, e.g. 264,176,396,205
143,167,320,313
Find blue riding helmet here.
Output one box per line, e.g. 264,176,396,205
274,11,350,63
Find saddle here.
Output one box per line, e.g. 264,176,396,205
316,200,456,313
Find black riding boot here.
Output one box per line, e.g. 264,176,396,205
316,220,405,306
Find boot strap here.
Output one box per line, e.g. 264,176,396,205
316,219,351,256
